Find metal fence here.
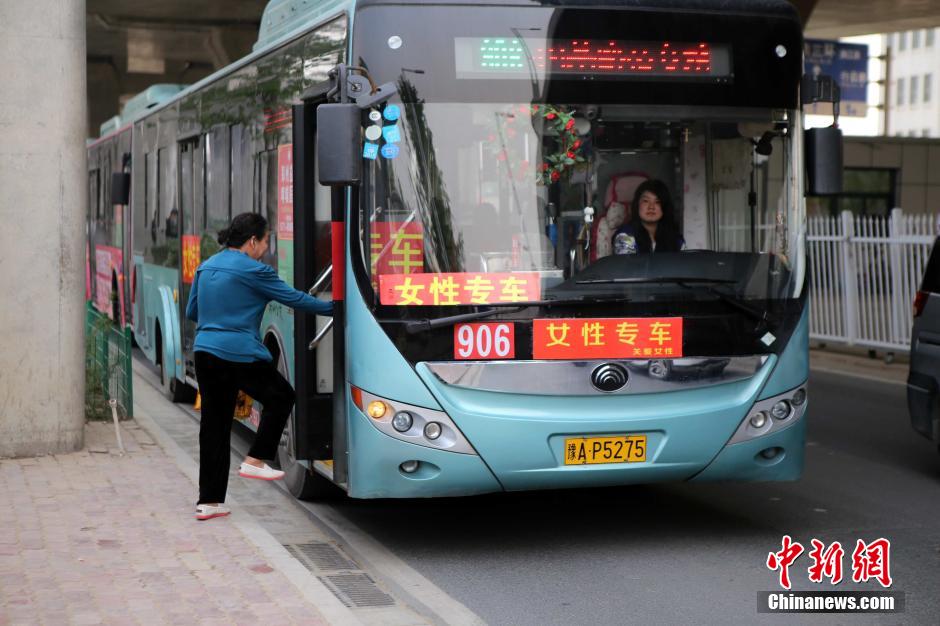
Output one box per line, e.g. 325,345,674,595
808,209,938,352
85,301,133,420
711,205,777,253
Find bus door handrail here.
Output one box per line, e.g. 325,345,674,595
308,264,334,350
308,318,334,350
308,265,332,295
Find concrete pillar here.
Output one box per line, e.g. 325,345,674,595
0,0,87,457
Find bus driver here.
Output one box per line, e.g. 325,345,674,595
612,179,685,255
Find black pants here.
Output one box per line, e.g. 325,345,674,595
194,351,295,504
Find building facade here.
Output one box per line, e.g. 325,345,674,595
886,28,940,138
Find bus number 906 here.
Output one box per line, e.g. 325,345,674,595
454,323,515,360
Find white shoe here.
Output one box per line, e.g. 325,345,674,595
195,504,231,521
238,462,285,481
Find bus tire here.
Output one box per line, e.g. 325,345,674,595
277,417,341,500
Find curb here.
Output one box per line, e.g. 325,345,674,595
132,399,362,626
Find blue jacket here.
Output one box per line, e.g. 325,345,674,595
185,249,333,363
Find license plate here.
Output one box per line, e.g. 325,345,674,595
563,435,647,465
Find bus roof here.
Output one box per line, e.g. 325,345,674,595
103,0,800,140
255,0,353,51
354,0,799,20
95,84,190,139
120,84,189,122
98,115,122,138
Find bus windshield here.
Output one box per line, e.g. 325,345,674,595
361,101,803,308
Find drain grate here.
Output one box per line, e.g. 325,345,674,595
286,541,358,571
318,573,396,608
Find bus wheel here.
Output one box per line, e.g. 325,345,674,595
277,415,340,500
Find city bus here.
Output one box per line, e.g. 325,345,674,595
86,0,841,498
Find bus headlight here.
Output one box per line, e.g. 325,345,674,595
770,400,791,420
749,412,768,429
424,422,442,440
728,383,808,444
367,401,388,419
392,411,414,432
351,387,477,455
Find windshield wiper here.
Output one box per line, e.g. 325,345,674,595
401,295,633,334
676,282,769,325
403,307,524,334
575,276,737,285
574,276,768,324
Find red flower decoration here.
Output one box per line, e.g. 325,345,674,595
565,119,576,130
573,140,582,149
546,113,557,120
551,170,561,182
566,151,576,159
541,163,550,172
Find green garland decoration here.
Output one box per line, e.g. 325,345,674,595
532,105,586,185
487,105,587,186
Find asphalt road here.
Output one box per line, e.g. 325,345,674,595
324,369,940,625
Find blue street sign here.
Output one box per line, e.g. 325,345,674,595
804,39,869,117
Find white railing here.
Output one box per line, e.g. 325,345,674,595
808,209,938,352
712,207,776,253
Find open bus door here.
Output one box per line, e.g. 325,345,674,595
278,98,347,498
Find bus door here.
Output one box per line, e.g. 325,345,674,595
118,148,133,330
178,137,203,380
290,100,346,487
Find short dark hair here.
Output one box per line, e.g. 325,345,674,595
218,213,268,247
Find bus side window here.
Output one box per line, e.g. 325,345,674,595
90,169,101,222
255,148,278,269
231,124,252,216
156,147,167,242
205,125,231,259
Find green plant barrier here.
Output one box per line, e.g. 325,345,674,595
84,301,133,421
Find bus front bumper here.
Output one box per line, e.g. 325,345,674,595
345,358,808,497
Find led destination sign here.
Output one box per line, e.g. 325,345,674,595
455,38,732,80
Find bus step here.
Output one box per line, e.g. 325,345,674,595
313,459,334,480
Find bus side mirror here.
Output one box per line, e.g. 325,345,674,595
804,126,843,196
111,172,130,205
317,103,361,186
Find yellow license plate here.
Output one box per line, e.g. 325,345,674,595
564,435,647,465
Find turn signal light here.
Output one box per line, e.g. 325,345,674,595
914,291,927,318
367,400,388,419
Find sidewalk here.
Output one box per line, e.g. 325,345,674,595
0,419,357,625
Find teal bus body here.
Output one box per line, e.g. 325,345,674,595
87,0,811,499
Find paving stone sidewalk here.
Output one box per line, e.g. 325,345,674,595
0,420,343,626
